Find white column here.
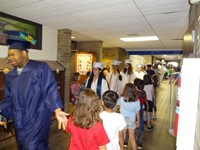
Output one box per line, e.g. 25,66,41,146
176,58,200,150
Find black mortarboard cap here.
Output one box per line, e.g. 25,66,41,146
3,30,36,50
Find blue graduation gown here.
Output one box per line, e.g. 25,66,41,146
0,60,63,150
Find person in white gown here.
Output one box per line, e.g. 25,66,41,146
122,59,136,83
135,64,146,80
106,60,127,97
85,62,109,98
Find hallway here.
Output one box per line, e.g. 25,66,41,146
0,81,176,150
141,81,176,150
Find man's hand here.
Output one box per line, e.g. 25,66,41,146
54,108,69,130
0,121,7,129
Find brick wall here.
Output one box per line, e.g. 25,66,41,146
102,47,128,70
57,29,71,112
76,41,103,61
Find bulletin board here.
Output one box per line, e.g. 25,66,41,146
74,52,96,84
76,53,93,75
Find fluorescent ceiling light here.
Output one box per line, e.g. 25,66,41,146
71,36,75,39
120,36,159,42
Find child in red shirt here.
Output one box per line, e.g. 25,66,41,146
66,88,110,150
134,78,147,149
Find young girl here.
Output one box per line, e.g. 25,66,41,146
71,72,82,105
117,83,140,150
122,59,136,83
151,74,158,119
107,60,127,97
143,74,156,131
85,62,109,98
66,88,110,150
134,78,147,149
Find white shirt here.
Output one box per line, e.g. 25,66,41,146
100,111,126,150
144,84,154,101
135,71,146,80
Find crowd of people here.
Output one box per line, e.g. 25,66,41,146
0,30,180,150
69,59,179,150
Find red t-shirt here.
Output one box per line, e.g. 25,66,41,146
137,90,147,104
66,117,110,150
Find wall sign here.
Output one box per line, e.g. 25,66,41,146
76,53,93,75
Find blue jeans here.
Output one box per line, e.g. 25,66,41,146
139,105,144,131
135,104,144,146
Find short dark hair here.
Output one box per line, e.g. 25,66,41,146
102,90,119,109
143,74,152,85
134,78,144,90
72,72,80,82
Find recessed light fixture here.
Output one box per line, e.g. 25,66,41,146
120,36,159,42
71,36,75,39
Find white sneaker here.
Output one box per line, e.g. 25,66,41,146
137,145,142,149
124,144,128,148
152,115,157,119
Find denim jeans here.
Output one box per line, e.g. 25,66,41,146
136,104,144,145
139,105,144,131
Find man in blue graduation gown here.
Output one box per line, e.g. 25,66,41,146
0,31,68,150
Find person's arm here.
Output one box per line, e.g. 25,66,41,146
99,145,107,150
118,130,124,150
143,90,149,111
54,108,68,130
40,63,68,130
152,86,156,104
136,110,140,128
101,79,109,96
116,98,121,113
145,99,149,110
0,121,7,129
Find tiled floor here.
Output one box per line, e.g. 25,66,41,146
0,81,176,150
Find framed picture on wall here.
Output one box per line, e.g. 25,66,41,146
0,12,42,50
76,53,93,75
74,52,96,84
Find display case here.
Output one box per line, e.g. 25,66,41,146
0,58,65,142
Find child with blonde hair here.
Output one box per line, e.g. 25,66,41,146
66,88,110,150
